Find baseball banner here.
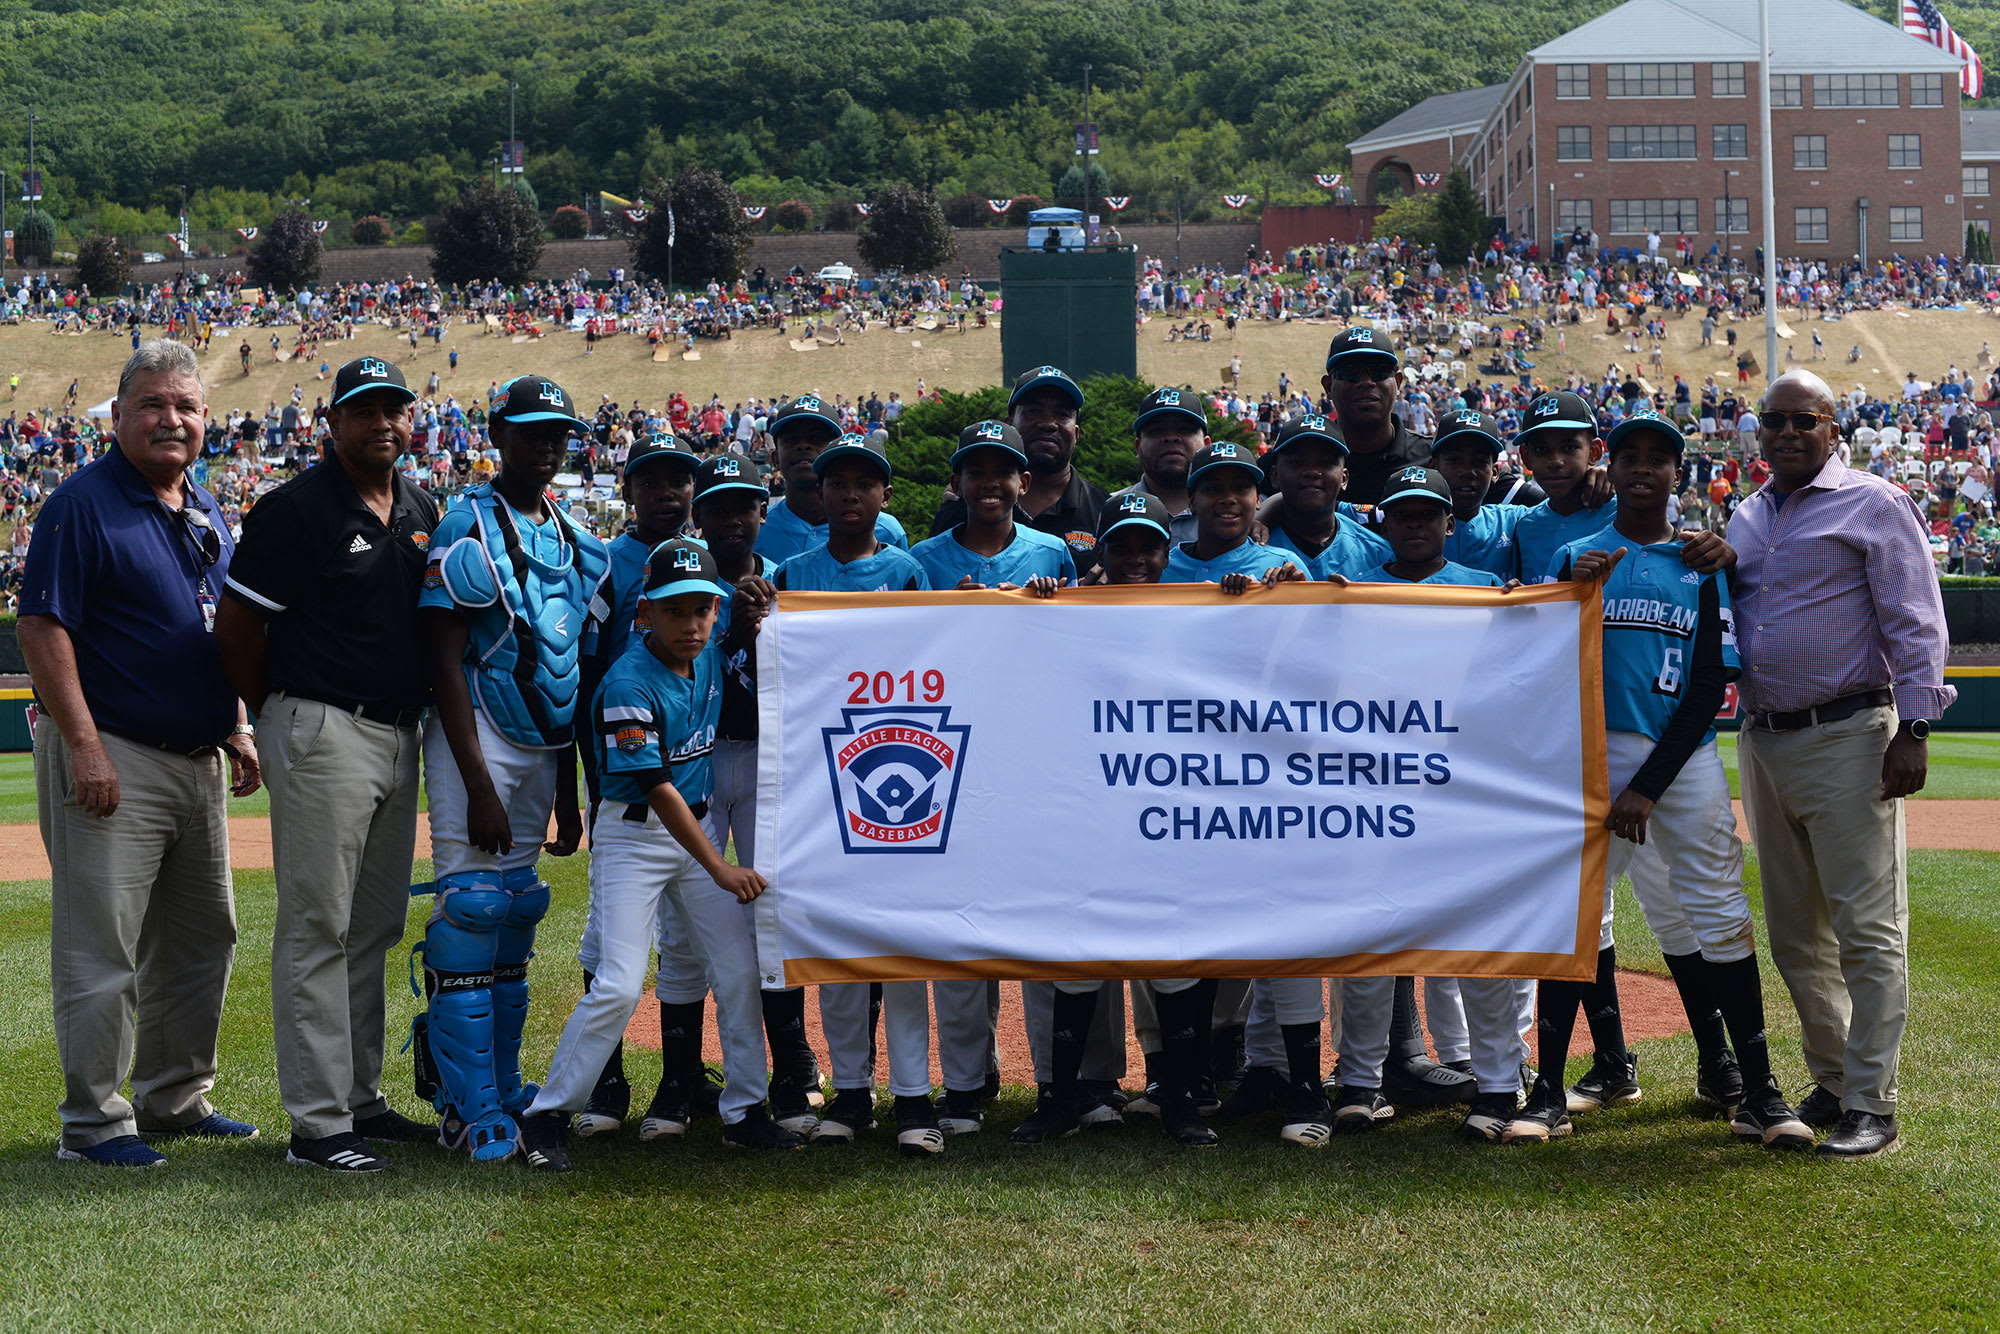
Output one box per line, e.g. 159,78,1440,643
752,583,1608,989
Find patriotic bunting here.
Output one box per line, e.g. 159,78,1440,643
1314,174,1344,189
626,209,649,222
1415,172,1443,187
1222,194,1250,209
236,227,258,240
1102,196,1130,210
855,203,872,216
311,220,330,233
743,206,767,220
987,198,1015,213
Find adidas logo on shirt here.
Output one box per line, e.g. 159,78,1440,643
348,534,373,553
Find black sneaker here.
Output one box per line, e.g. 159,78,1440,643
1694,1049,1745,1118
1503,1076,1573,1143
1010,1085,1083,1144
520,1111,573,1172
685,1064,725,1120
1219,1066,1290,1120
1331,1085,1394,1133
895,1094,945,1157
354,1108,437,1143
1385,1055,1476,1108
1460,1091,1518,1143
1125,1053,1166,1117
574,1068,631,1138
1079,1078,1127,1130
813,1087,877,1143
936,1087,984,1136
1159,1092,1219,1148
638,1081,692,1143
1192,1074,1221,1116
1566,1050,1642,1114
1794,1083,1843,1130
286,1131,390,1173
1278,1081,1333,1148
722,1103,807,1150
770,1073,822,1137
1210,1023,1248,1084
1730,1080,1814,1150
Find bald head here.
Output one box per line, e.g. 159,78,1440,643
1762,369,1835,413
1758,369,1840,491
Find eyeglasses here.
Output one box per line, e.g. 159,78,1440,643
1330,364,1398,384
1758,410,1835,432
173,504,221,569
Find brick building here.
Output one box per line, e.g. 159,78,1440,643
1347,0,1977,261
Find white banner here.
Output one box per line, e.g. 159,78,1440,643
753,584,1607,987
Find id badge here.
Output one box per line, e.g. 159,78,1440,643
199,591,217,633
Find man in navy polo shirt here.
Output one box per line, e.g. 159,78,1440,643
19,340,262,1168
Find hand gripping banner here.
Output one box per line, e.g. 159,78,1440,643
752,582,1608,988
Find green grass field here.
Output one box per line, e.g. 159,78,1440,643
2,748,1998,1329
1714,730,2000,801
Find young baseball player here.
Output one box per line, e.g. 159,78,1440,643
1510,390,1617,585
1507,410,1812,1149
741,434,941,1156
414,374,608,1163
1260,414,1392,582
754,396,907,563
1165,441,1308,586
519,540,803,1169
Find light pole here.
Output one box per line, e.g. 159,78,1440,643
1723,168,1740,267
1081,62,1093,246
1174,172,1183,272
26,109,37,271
178,184,187,279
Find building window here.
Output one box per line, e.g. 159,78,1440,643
1889,205,1923,241
1557,199,1593,232
1712,62,1746,96
1714,197,1750,234
1911,73,1944,106
1771,75,1803,108
1793,134,1827,169
1556,64,1590,99
1966,164,1991,196
1607,125,1698,159
1713,124,1748,159
1794,207,1829,243
1556,127,1590,161
1813,73,1896,107
1888,134,1922,168
1608,198,1698,234
1606,63,1696,98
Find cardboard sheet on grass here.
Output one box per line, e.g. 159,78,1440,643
753,582,1608,987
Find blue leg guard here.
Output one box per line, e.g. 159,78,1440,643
493,867,551,1116
424,874,517,1162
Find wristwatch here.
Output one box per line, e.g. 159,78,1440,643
1900,718,1930,741
231,723,256,738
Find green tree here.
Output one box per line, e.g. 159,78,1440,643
1370,193,1438,249
510,176,539,212
1054,162,1110,207
551,204,588,239
1433,168,1484,265
350,215,392,246
73,234,130,294
430,179,545,286
17,209,56,265
245,207,323,290
630,166,752,287
856,185,957,275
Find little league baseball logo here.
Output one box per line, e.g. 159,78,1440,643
358,357,389,379
822,706,970,853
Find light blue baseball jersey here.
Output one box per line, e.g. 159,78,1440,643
755,495,908,563
774,542,932,593
911,524,1077,588
1513,498,1618,584
1267,515,1392,582
1550,528,1739,743
1440,503,1528,578
1374,558,1506,588
592,637,722,807
1164,539,1305,584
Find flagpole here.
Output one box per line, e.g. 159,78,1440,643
1760,0,1779,384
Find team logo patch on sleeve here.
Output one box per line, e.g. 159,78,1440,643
615,724,649,753
423,562,444,589
411,530,431,552
1065,530,1097,551
823,707,970,853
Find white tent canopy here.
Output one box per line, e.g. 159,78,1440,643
86,397,114,419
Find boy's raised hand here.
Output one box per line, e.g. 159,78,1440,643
1569,546,1626,584
1676,531,1736,574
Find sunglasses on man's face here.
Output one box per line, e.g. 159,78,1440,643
1330,364,1398,384
1758,410,1835,432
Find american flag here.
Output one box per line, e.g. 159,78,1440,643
1903,0,1984,99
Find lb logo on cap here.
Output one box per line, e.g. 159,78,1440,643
670,547,703,573
1300,415,1329,431
1212,442,1240,458
1034,365,1061,377
714,457,741,476
975,421,1007,441
538,381,567,406
1350,328,1374,343
1531,395,1560,417
1452,410,1483,427
795,394,823,411
1395,466,1429,484
358,357,388,379
1158,388,1181,406
1118,494,1149,514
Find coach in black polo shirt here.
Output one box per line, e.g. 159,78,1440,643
215,354,439,1172
1319,329,1433,506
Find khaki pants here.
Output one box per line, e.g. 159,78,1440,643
262,695,421,1138
1738,705,1907,1115
36,717,237,1149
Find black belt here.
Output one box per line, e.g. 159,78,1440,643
296,693,426,729
624,799,706,823
101,728,219,758
1744,688,1892,733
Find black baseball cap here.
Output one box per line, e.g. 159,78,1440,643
1324,327,1399,373
1008,365,1085,413
811,431,892,481
951,420,1030,470
1378,466,1454,510
490,374,591,433
640,539,732,602
331,356,416,408
1132,386,1207,434
1186,439,1263,487
624,432,702,477
1432,408,1507,456
1606,407,1687,457
768,394,843,439
694,453,769,499
1265,413,1347,459
1096,491,1173,543
1514,390,1596,443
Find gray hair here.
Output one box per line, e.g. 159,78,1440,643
117,339,201,402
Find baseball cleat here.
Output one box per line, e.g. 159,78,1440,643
1460,1092,1518,1143
812,1087,877,1143
574,1077,629,1139
1731,1081,1815,1150
1219,1066,1290,1120
519,1111,573,1172
1694,1049,1745,1118
722,1104,807,1150
1503,1076,1574,1143
895,1095,946,1158
1193,1075,1222,1116
1385,1055,1476,1108
686,1064,725,1119
283,1131,387,1173
1159,1092,1220,1148
1124,1081,1162,1118
1278,1082,1334,1148
1794,1083,1843,1131
638,1082,691,1143
354,1108,437,1143
936,1088,984,1136
1331,1085,1394,1134
1010,1086,1083,1144
1567,1051,1642,1114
